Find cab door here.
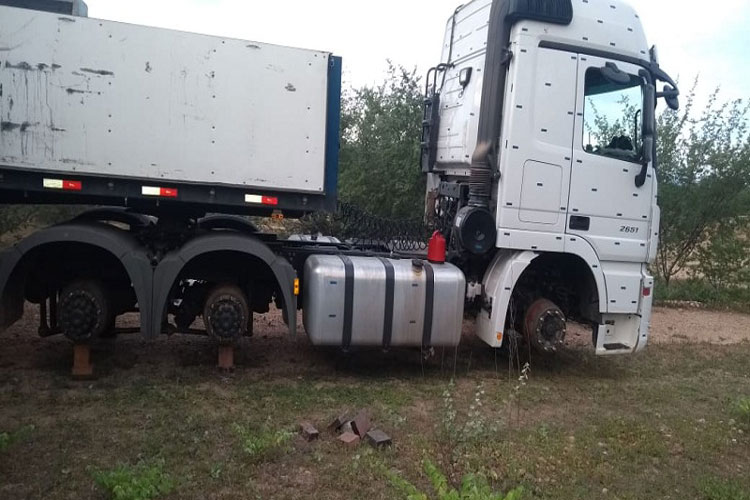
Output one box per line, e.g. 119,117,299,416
566,55,653,263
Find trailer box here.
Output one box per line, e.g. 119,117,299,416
0,5,340,215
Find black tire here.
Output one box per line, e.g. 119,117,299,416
57,279,112,343
203,284,249,344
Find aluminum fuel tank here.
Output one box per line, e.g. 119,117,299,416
303,255,466,348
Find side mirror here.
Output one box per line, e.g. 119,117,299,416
600,62,631,85
658,84,680,110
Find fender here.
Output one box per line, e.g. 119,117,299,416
0,222,153,333
563,236,609,312
475,250,538,347
475,243,608,348
151,233,297,339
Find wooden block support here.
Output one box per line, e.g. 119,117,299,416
71,343,93,379
218,345,234,371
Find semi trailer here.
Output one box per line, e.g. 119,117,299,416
0,0,679,374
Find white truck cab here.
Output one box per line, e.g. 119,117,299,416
422,0,678,354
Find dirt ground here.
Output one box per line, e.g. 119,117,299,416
649,307,750,345
1,303,747,375
0,304,748,499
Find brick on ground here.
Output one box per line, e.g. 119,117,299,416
338,431,360,446
351,409,372,437
299,422,319,441
328,413,349,433
365,429,392,448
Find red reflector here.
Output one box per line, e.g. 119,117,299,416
643,287,651,297
261,196,278,206
43,178,82,191
142,186,178,197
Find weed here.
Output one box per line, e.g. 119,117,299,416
387,458,524,500
90,460,174,500
732,397,750,430
0,424,34,452
441,380,497,459
209,463,222,480
698,476,750,500
232,422,294,461
509,363,531,426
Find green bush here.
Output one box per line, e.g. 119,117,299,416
654,278,750,312
0,205,87,236
91,461,174,500
693,225,750,289
338,63,425,219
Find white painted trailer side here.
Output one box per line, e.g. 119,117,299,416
0,5,331,193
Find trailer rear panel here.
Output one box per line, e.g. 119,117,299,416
0,5,340,214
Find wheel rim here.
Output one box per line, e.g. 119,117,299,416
59,291,102,341
206,295,246,341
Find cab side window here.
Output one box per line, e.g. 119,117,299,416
582,67,643,163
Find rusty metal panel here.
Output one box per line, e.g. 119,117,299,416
0,5,330,194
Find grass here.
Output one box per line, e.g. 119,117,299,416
90,461,174,500
0,425,34,453
0,336,748,499
699,476,750,500
387,458,525,500
232,423,295,461
733,397,750,430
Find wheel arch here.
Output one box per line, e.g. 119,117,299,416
151,233,297,339
0,222,152,334
475,246,607,348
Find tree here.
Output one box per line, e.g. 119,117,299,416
337,62,425,219
654,84,750,286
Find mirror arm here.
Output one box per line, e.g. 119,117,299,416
636,136,654,187
636,70,656,187
635,164,648,188
656,88,679,98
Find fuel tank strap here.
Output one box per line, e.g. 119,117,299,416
338,255,354,349
376,257,395,349
422,261,435,348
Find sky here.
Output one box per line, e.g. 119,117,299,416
87,0,750,107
